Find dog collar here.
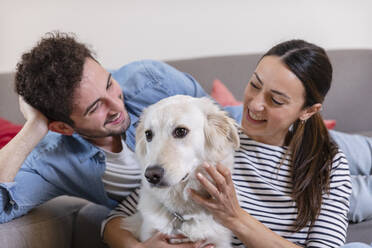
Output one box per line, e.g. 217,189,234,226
170,212,185,231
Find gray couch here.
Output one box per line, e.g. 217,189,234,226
0,49,371,247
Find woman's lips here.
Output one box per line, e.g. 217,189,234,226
247,109,266,124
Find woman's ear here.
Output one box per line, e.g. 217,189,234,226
48,121,74,135
299,103,322,121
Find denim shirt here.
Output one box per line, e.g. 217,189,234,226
0,60,242,223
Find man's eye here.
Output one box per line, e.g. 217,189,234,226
173,127,188,138
145,130,153,142
107,80,113,89
89,104,99,114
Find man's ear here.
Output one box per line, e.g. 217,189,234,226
48,121,74,136
299,103,322,121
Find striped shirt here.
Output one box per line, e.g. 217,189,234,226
232,132,352,247
103,132,352,247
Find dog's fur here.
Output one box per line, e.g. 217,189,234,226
122,95,239,247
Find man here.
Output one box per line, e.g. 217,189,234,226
0,32,241,247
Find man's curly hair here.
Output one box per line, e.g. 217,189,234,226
15,31,95,126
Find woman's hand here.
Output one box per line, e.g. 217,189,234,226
189,163,244,230
139,232,214,248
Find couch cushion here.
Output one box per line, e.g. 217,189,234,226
346,218,372,244
0,196,88,248
72,202,110,248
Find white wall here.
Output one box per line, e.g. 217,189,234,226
1,0,371,73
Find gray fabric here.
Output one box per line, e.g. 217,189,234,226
346,219,372,244
0,73,24,124
72,202,110,248
0,196,88,248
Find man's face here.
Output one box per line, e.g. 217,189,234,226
69,58,130,139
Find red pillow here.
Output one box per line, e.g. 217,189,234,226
210,79,336,129
323,119,336,130
210,79,242,106
0,118,23,149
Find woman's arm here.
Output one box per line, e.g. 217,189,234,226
0,97,48,182
103,216,210,248
190,163,301,248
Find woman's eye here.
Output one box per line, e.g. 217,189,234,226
173,127,188,138
145,130,153,142
250,81,260,89
272,97,284,105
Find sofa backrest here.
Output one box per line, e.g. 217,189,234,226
168,49,372,133
0,73,23,124
1,50,371,132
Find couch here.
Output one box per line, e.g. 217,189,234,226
0,49,371,247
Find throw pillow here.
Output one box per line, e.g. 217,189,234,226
0,118,22,148
210,79,242,106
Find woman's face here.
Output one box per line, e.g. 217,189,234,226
242,55,312,146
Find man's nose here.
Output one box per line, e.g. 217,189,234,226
105,95,122,112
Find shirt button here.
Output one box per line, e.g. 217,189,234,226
9,200,15,205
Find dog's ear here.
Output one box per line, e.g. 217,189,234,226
201,98,240,154
135,116,147,159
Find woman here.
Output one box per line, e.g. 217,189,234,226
190,39,352,248
103,40,369,248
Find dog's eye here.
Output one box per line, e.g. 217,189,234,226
145,130,153,142
173,127,188,138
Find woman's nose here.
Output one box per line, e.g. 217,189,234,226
249,94,265,112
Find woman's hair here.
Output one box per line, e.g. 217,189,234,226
262,40,338,231
15,31,95,126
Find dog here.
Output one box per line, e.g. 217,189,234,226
122,95,240,247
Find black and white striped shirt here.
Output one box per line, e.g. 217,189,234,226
232,132,352,247
103,132,352,248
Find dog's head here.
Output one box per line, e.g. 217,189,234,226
135,95,239,189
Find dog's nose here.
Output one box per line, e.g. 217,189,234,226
144,165,164,185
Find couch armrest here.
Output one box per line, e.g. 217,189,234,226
0,196,88,248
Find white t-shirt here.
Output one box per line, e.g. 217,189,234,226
102,139,141,202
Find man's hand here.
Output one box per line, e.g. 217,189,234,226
19,96,48,134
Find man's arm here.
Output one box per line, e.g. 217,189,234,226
0,97,48,182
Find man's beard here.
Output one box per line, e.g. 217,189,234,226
74,117,131,139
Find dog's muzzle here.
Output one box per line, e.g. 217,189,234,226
145,165,165,186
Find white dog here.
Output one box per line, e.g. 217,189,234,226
122,95,240,248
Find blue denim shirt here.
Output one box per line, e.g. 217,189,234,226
0,60,242,223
